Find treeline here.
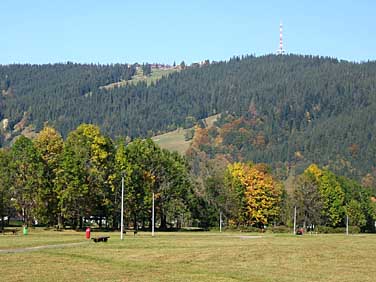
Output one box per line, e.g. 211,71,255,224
187,125,376,232
203,161,376,232
1,55,376,180
0,124,199,230
1,123,375,232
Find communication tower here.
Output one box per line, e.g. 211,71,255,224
276,22,286,55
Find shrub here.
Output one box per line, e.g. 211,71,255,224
238,226,262,233
317,226,360,234
269,226,291,233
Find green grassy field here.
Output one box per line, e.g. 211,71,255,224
1,229,375,282
100,68,178,90
152,128,191,154
152,115,220,155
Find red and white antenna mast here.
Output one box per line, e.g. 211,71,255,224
276,22,285,55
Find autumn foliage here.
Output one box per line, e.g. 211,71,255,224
226,162,283,227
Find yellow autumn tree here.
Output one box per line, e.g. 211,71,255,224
243,164,283,226
225,163,248,226
226,163,283,227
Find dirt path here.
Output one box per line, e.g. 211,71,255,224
236,235,263,239
0,241,89,254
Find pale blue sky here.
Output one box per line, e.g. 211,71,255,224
0,0,375,64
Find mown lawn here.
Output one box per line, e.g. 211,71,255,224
1,230,375,282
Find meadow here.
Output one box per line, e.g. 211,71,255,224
152,114,220,154
100,67,178,90
152,128,191,154
1,229,375,282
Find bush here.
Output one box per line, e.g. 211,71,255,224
269,226,291,233
227,225,291,233
349,226,361,234
317,226,360,234
238,226,262,233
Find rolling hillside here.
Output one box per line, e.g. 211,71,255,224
1,55,376,180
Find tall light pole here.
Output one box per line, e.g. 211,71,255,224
293,206,297,235
120,176,124,240
219,210,222,233
346,215,349,236
152,192,155,237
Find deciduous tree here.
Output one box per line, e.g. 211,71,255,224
34,126,64,226
10,136,44,225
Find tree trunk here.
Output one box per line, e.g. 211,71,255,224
160,212,167,230
75,214,81,230
133,213,137,231
0,196,4,231
57,213,64,229
176,217,181,229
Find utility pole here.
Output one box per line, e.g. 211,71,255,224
120,176,124,240
152,192,155,237
346,215,349,236
219,210,222,233
293,206,297,235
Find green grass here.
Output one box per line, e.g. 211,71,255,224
100,67,178,90
152,128,191,155
1,229,376,281
152,115,220,155
0,228,85,249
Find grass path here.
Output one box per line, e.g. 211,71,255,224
0,241,88,254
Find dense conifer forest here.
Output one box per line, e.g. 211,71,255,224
1,54,376,181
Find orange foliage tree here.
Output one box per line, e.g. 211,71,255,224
226,163,283,227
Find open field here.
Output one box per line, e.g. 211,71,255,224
100,68,178,90
152,128,191,154
152,115,220,155
1,229,376,282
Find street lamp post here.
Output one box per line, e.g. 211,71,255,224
120,176,124,240
152,192,155,237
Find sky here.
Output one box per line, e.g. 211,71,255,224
0,0,375,64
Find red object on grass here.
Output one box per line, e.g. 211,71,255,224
86,227,91,239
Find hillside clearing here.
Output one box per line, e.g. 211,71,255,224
152,114,220,154
152,128,190,155
100,67,178,90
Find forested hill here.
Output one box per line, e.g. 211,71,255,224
1,55,376,179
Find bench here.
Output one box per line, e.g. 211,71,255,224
91,236,110,243
1,229,19,235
